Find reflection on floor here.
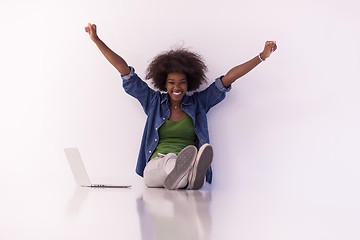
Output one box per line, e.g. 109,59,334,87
137,188,212,240
2,180,360,240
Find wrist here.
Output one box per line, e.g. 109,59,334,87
258,53,266,62
92,36,101,44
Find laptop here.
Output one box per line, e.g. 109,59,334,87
64,148,131,188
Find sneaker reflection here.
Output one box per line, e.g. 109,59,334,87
137,188,212,240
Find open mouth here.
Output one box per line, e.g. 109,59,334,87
173,91,182,96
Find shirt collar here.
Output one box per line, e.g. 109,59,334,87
182,94,191,106
161,94,169,104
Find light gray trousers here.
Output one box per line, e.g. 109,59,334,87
144,153,189,189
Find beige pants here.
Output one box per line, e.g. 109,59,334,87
144,153,189,189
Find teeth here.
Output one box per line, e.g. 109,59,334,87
173,92,181,96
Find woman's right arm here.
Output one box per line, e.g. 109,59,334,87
85,23,131,76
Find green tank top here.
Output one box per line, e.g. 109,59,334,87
150,113,196,159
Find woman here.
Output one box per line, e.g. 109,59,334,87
85,23,277,190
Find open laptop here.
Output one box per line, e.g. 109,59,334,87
64,148,131,188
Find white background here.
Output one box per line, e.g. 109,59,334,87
1,0,360,239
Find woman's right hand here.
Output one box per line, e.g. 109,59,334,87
85,23,99,42
84,22,130,75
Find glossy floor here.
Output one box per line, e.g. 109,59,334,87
1,177,359,240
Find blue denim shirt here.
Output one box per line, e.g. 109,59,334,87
122,67,231,183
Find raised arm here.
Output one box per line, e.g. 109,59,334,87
85,23,131,76
221,41,277,88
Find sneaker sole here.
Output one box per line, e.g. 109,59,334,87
164,146,197,190
190,144,213,190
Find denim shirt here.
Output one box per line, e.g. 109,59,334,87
122,67,231,184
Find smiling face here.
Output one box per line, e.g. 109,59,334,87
165,72,188,104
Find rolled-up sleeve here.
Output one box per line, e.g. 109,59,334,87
215,76,232,92
121,66,135,81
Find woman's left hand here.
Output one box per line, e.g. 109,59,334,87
260,41,277,60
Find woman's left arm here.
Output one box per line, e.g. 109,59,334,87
221,41,277,88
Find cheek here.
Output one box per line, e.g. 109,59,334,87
165,83,170,91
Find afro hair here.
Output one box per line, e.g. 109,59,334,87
145,48,208,91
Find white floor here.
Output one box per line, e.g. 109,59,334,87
1,175,359,240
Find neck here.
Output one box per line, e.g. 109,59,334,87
170,103,181,109
169,100,181,109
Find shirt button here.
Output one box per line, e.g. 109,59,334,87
155,128,158,131
155,139,157,142
149,150,152,153
162,118,165,120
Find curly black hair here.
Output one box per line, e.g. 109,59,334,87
145,48,208,92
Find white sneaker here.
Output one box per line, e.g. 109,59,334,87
189,144,213,190
164,145,197,190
